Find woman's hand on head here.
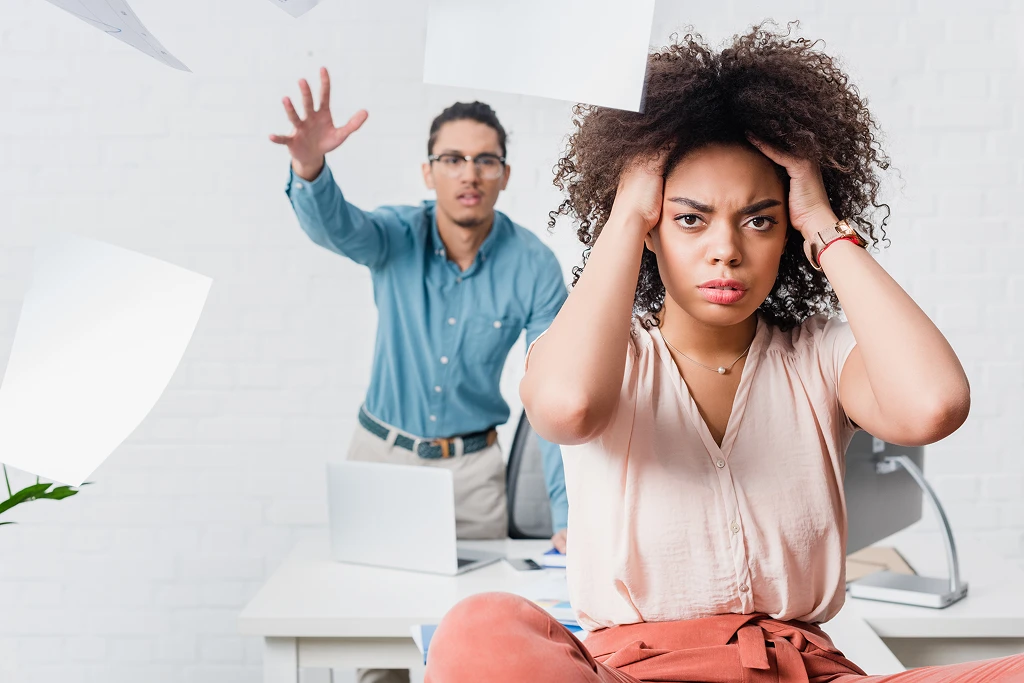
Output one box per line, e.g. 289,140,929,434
747,135,839,238
609,150,669,235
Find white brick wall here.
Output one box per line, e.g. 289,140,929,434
0,0,1021,680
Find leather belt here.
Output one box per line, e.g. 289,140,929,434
358,407,497,460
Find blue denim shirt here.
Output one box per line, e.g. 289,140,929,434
285,164,568,531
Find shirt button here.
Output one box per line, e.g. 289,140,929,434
493,320,502,329
434,386,442,393
730,522,740,534
448,317,456,325
294,182,304,189
455,277,462,284
716,459,726,469
429,415,437,422
440,356,449,365
739,584,749,593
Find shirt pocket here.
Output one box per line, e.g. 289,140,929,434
463,314,524,366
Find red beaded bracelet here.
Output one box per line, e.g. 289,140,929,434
815,236,862,267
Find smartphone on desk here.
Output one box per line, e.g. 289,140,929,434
506,557,544,571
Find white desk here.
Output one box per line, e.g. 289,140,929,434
844,533,1024,667
239,538,905,682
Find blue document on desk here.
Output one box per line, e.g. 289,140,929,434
542,548,567,568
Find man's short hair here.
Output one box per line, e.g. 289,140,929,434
428,102,507,158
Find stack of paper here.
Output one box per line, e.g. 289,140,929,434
512,576,583,635
530,598,583,634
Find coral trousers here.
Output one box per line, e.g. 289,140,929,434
425,593,1024,683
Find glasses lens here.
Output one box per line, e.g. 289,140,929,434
474,156,504,180
436,155,465,177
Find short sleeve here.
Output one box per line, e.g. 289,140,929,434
795,314,858,433
818,316,858,396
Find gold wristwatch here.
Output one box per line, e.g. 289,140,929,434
803,219,867,271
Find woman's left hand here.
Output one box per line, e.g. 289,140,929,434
747,135,838,239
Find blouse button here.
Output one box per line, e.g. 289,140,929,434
739,584,749,593
715,459,726,469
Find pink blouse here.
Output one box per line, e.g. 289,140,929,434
538,314,858,630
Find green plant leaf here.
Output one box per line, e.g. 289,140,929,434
34,486,80,501
0,483,53,515
0,476,90,528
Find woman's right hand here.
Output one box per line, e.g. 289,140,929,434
269,67,369,181
609,151,669,234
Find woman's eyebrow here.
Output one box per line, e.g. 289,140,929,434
740,198,783,214
667,197,782,214
668,197,715,212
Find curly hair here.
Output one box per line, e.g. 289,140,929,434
549,21,891,331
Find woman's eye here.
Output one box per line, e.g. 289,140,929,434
677,214,702,227
748,216,777,230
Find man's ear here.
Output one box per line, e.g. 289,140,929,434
499,164,511,191
422,162,435,191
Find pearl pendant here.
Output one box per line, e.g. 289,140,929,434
717,367,726,375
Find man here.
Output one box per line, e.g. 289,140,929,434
270,67,568,567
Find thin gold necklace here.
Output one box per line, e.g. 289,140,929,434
662,334,754,375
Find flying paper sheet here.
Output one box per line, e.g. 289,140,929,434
266,0,325,18
423,0,655,112
0,233,211,486
41,0,189,71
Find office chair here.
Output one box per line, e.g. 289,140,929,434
506,410,554,539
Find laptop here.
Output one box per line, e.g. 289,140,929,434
326,460,504,575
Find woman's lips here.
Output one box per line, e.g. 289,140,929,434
698,287,747,305
697,280,747,305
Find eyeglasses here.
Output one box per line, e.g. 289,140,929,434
428,153,507,180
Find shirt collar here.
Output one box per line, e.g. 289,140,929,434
425,200,506,267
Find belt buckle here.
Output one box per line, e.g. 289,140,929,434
432,436,454,459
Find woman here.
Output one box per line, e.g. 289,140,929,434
425,24,1023,682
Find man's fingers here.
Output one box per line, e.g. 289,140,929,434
268,133,293,145
340,109,369,135
333,109,369,146
282,97,302,127
318,67,331,112
298,79,316,118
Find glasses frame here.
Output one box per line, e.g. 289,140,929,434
427,153,507,179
